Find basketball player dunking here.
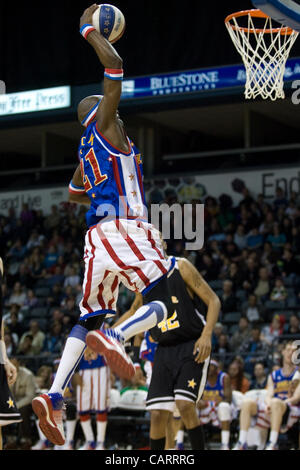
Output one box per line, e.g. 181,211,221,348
32,4,176,446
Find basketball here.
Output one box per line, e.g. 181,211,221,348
92,4,125,44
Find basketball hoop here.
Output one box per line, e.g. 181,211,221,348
225,9,299,101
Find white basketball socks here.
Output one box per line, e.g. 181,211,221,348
97,420,107,448
80,419,95,443
49,326,87,396
114,301,167,342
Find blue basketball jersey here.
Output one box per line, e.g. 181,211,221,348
140,331,158,364
271,367,298,399
79,354,107,370
78,122,147,228
202,371,226,402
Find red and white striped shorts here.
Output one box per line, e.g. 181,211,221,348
79,219,173,320
77,366,110,414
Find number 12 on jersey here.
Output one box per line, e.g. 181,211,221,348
157,311,180,333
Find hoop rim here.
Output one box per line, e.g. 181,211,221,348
225,9,295,35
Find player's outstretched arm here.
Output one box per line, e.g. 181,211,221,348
178,258,221,363
80,5,123,130
68,165,91,206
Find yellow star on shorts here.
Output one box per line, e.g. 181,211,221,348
187,379,196,389
7,397,14,408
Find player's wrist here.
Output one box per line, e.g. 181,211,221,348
104,68,124,81
80,23,96,40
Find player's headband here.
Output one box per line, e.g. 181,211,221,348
81,95,103,128
210,360,219,368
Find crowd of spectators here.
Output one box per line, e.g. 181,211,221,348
1,183,300,426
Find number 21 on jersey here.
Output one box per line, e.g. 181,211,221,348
80,148,107,192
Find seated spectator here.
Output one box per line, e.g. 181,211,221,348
227,262,245,290
3,303,24,329
44,265,65,288
250,362,268,390
61,296,80,328
238,324,270,376
212,322,224,352
242,294,264,323
43,204,61,232
195,253,220,282
261,314,285,346
220,280,238,314
230,316,252,350
259,211,275,236
64,266,80,288
16,333,35,356
7,238,27,263
254,267,270,301
273,187,288,209
214,333,231,367
19,320,46,356
43,245,59,270
233,224,248,251
285,314,300,337
34,365,53,392
27,247,44,278
242,257,259,293
246,227,264,251
7,281,27,308
270,278,288,302
47,284,64,307
10,358,38,449
23,289,38,309
43,321,65,355
3,330,18,357
4,309,25,342
267,223,287,252
228,359,250,394
26,229,45,251
280,249,300,277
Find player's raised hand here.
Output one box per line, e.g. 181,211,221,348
193,333,212,363
80,4,99,29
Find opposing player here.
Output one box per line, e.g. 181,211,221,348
197,359,234,450
112,256,221,450
233,341,300,450
32,4,174,446
0,258,22,450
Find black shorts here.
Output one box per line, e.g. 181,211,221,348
0,364,22,427
146,340,210,412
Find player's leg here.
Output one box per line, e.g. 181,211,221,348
173,344,209,450
145,346,175,450
77,369,96,450
95,366,110,450
217,402,232,450
150,410,171,449
233,399,258,450
0,427,2,451
32,228,111,445
265,398,287,450
86,273,171,375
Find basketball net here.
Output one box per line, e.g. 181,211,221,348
225,10,299,101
